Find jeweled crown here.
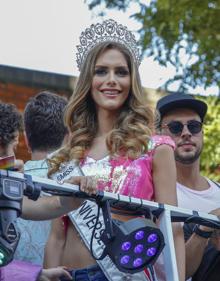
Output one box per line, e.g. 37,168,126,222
76,19,141,70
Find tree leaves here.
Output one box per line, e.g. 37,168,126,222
199,96,220,181
86,0,220,93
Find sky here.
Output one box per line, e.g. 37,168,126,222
0,0,218,95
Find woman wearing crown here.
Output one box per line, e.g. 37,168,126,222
44,19,185,281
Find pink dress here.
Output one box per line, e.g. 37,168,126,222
58,135,175,232
81,135,175,201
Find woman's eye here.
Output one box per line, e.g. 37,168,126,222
116,68,129,76
94,68,107,75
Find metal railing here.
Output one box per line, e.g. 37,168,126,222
1,170,220,280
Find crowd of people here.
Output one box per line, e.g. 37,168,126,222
0,19,219,281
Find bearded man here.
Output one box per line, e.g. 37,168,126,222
157,93,220,281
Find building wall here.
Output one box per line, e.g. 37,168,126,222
0,65,74,162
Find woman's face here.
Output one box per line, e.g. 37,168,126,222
91,48,131,113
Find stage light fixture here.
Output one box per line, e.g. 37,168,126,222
99,204,165,274
0,238,16,266
0,176,23,266
0,250,5,265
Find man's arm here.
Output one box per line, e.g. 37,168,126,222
185,223,211,278
185,207,220,278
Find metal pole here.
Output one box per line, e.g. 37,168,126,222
159,209,179,281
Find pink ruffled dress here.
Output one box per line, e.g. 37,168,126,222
81,135,175,201
58,135,175,232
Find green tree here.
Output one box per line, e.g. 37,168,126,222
86,0,220,93
199,96,220,181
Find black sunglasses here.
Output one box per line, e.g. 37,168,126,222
162,120,203,136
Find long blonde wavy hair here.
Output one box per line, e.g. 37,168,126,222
48,42,155,176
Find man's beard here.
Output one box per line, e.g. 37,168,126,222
175,147,202,164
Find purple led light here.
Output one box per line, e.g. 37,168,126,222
121,241,131,251
147,247,157,257
120,255,130,265
147,233,158,243
135,230,144,240
133,258,143,267
134,244,144,254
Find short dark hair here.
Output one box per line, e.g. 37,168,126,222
24,91,68,152
0,102,23,148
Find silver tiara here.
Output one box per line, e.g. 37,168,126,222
76,19,141,70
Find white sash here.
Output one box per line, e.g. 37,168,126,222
68,200,153,281
53,160,153,281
